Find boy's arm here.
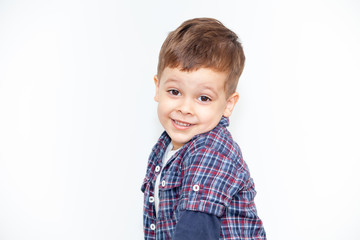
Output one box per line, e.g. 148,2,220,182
173,210,221,240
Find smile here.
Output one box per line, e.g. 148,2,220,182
172,119,193,129
174,120,191,126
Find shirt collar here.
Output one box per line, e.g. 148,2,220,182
218,116,229,127
190,116,229,140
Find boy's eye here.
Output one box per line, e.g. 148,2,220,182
198,95,211,102
168,89,180,96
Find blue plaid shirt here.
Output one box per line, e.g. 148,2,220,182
141,117,266,239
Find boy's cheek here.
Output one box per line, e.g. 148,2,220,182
158,97,175,110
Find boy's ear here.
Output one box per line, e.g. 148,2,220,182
223,92,239,117
154,75,159,102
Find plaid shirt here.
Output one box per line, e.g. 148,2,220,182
141,117,266,239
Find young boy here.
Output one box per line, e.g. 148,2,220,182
141,18,266,239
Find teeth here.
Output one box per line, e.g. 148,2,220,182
175,120,191,127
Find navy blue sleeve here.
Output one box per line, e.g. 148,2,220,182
173,210,221,240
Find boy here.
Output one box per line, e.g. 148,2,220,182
141,18,266,239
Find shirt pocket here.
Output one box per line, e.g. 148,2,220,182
158,172,182,220
160,174,182,190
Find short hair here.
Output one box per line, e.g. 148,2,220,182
157,18,245,96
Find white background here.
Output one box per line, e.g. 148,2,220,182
0,0,359,239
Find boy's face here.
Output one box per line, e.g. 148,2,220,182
154,67,239,150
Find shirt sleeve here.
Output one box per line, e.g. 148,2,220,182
178,146,251,217
173,210,221,240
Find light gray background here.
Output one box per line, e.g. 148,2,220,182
0,0,359,239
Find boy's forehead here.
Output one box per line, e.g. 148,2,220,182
160,67,228,93
161,67,228,81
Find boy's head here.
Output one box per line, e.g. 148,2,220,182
157,17,245,97
154,18,245,149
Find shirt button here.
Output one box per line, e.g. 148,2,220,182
149,196,155,203
150,224,156,230
193,184,200,192
161,180,166,187
155,166,161,172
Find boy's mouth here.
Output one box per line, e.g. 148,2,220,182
172,119,193,129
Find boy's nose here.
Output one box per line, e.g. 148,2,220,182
177,97,194,115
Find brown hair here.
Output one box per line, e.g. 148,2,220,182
157,18,245,96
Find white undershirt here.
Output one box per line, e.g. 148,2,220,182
154,143,181,215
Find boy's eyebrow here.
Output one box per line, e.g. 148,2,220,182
163,78,179,84
199,85,218,97
164,78,219,97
